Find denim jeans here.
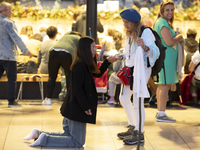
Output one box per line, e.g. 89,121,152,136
39,117,86,147
0,60,17,103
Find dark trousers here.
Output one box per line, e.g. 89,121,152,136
0,60,17,103
47,50,72,98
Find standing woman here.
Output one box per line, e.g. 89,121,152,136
117,8,160,145
154,0,183,122
23,36,118,148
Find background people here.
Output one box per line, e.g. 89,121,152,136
117,8,159,145
71,9,82,31
0,2,32,107
180,51,200,106
42,31,81,105
107,59,123,104
73,11,104,44
184,28,199,74
23,36,118,147
154,0,183,122
38,26,58,74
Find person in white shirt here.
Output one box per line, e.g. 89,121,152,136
188,51,200,106
116,8,159,145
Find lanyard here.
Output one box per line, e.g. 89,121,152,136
128,36,132,59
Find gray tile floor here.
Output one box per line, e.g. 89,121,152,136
0,99,200,150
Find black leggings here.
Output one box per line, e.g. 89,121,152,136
47,50,72,98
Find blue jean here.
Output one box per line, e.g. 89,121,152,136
0,60,17,103
39,117,86,147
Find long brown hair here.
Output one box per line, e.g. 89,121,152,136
124,21,142,42
70,36,98,73
153,0,175,29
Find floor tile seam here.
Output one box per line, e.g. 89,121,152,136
168,123,191,149
97,112,119,149
175,111,199,123
106,126,119,150
143,133,155,150
2,108,15,150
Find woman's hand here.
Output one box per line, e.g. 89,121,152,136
107,55,121,63
136,37,145,49
85,109,92,115
177,34,183,42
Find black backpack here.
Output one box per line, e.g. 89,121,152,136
26,60,38,74
139,25,167,83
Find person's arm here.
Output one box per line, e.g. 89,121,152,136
6,22,31,55
93,56,119,78
160,27,183,46
188,61,195,73
138,28,160,67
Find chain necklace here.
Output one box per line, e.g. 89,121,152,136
128,35,133,59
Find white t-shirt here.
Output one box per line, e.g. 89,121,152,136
192,51,200,80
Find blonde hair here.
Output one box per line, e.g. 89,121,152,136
101,37,113,51
73,9,82,21
154,0,175,29
140,7,150,20
124,21,142,42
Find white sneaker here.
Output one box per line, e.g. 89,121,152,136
107,97,115,104
42,98,51,105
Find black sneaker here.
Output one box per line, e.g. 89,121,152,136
123,130,144,145
117,125,135,139
8,101,21,108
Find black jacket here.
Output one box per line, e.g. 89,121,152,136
60,59,110,124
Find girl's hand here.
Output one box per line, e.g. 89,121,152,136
107,55,120,63
85,109,92,115
136,37,145,49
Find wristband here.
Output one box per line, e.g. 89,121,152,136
119,55,123,60
116,54,123,60
144,45,150,52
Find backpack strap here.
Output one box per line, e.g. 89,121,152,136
139,25,147,38
139,25,151,67
192,62,200,74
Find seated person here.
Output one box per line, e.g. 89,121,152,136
24,33,42,56
107,59,123,104
101,37,118,80
188,51,200,106
184,28,198,74
180,51,200,106
26,25,34,38
20,26,28,41
107,29,123,51
39,24,48,41
18,33,42,63
38,26,58,74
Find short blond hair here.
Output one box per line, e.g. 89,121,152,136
101,37,113,51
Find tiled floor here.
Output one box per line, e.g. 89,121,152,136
0,99,200,150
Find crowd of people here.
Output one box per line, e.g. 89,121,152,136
0,0,200,148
